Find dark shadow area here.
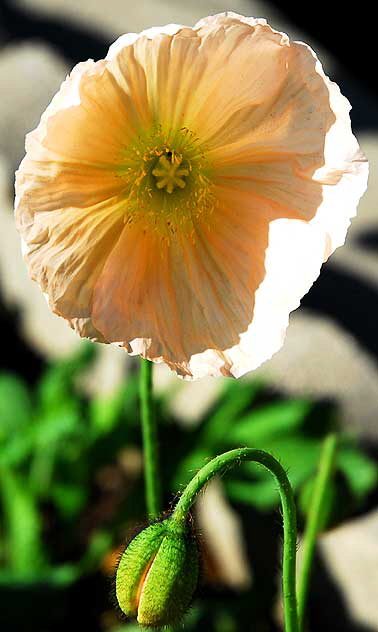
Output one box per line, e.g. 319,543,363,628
6,7,333,368
308,548,376,632
265,0,378,102
256,1,378,133
0,297,44,384
0,3,377,632
355,229,378,252
332,72,378,132
0,0,110,64
0,572,107,631
302,264,378,363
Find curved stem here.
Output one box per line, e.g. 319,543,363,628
172,448,299,632
297,433,338,629
139,358,161,518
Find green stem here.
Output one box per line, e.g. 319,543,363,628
172,448,299,632
139,358,161,518
297,433,338,629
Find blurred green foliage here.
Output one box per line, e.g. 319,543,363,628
171,379,376,519
0,343,377,631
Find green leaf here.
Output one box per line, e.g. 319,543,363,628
29,402,83,496
243,437,321,486
172,382,261,492
202,380,261,446
226,478,281,510
45,564,79,585
89,377,138,438
110,626,140,632
78,530,113,574
0,427,35,468
0,564,78,586
51,483,87,519
173,447,212,490
33,401,81,448
337,446,377,499
0,374,32,440
226,400,311,446
37,342,95,411
0,468,47,577
298,476,338,529
226,437,322,510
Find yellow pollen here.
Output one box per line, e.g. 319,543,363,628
152,154,189,194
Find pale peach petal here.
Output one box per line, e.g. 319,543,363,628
91,199,269,376
211,37,368,263
24,55,151,169
17,197,125,341
106,24,185,60
208,36,333,166
105,16,290,143
296,41,369,256
15,13,368,378
16,157,123,221
189,15,290,142
188,219,327,378
14,49,154,339
194,13,268,30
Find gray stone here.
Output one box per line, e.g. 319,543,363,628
0,155,128,389
0,42,68,176
196,478,252,589
320,510,378,630
333,134,378,288
13,0,332,72
253,133,378,440
255,310,378,440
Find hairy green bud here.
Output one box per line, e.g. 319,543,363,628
115,517,199,627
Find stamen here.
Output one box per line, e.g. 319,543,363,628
118,126,215,238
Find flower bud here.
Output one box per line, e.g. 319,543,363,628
115,517,199,627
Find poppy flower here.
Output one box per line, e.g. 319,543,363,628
15,12,368,378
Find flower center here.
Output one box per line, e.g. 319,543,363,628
152,152,189,194
118,126,216,239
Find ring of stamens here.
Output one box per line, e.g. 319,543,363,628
117,127,216,239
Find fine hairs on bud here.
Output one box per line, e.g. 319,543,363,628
115,515,199,627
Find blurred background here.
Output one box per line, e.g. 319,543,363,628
0,1,377,630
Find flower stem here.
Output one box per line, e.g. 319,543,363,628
139,358,161,518
297,433,338,629
172,448,299,632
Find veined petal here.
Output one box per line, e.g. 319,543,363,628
188,219,327,378
15,12,368,378
208,36,333,166
16,156,124,223
105,16,289,143
24,55,151,169
91,200,268,376
211,37,368,262
17,196,125,341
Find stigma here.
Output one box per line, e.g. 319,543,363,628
152,153,189,194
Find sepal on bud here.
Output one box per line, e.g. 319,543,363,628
115,517,199,627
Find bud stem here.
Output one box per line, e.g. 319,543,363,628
172,448,299,632
139,358,161,518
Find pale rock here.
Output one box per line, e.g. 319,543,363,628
13,0,333,72
0,156,79,357
0,42,68,175
196,477,252,589
255,311,378,440
332,134,378,286
320,510,378,630
0,155,128,388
